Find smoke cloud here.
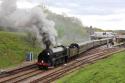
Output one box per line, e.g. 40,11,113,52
0,0,58,47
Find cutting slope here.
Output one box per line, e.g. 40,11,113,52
0,31,40,68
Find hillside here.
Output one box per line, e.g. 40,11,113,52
0,31,41,68
57,51,125,83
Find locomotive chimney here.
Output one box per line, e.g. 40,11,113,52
42,32,51,49
45,40,51,49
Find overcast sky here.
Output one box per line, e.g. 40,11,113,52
1,0,125,30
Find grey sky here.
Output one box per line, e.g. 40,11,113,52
46,0,125,15
29,0,125,30
1,0,125,30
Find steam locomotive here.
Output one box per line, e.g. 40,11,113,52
37,38,112,69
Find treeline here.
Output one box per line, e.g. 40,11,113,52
45,9,89,45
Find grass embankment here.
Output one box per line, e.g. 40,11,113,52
0,31,41,68
57,51,125,83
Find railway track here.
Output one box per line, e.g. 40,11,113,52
0,70,45,83
0,46,123,83
0,64,37,78
0,64,38,83
31,47,123,83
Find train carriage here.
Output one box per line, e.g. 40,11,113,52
86,41,94,50
100,38,108,45
93,40,101,47
100,38,112,45
78,41,94,54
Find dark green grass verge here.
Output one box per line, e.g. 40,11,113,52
56,51,125,83
0,31,41,69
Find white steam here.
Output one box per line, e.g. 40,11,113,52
0,0,58,46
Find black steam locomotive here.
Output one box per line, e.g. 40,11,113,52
36,38,112,69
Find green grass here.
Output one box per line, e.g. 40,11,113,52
56,51,125,83
0,31,41,69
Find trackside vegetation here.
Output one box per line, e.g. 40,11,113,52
0,31,41,68
56,51,125,83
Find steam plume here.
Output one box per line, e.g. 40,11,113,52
0,0,58,47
